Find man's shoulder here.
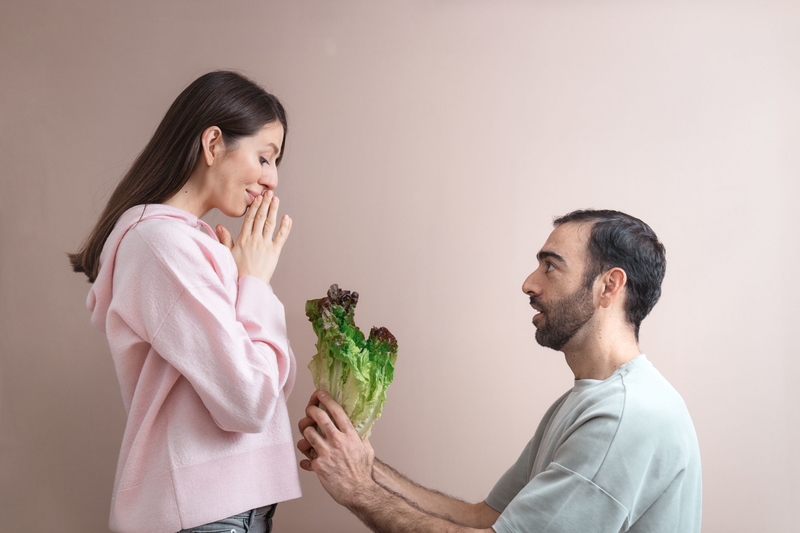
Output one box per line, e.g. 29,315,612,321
614,359,699,458
621,359,691,420
564,358,697,447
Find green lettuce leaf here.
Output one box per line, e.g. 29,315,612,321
306,284,398,439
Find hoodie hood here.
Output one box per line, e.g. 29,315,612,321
87,204,217,332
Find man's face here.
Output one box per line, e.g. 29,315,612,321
522,223,597,351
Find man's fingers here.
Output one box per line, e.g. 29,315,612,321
301,425,317,445
297,390,358,476
297,436,320,458
298,414,316,434
306,404,340,437
302,423,331,459
297,437,314,458
316,391,357,436
305,390,322,410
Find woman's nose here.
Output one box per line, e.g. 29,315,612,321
261,168,278,190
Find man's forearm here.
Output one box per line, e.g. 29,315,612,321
349,478,490,533
373,458,497,528
298,391,497,532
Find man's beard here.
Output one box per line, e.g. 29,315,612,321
532,284,595,351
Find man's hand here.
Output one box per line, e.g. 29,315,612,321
297,390,376,507
298,391,496,533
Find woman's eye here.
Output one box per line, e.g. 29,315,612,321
260,157,270,165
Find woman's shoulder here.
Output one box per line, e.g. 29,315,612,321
134,214,207,244
120,209,236,286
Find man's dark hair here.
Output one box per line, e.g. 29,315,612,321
553,209,666,340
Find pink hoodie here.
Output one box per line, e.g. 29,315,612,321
88,204,302,533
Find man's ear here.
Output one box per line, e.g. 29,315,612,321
599,267,627,309
200,126,224,167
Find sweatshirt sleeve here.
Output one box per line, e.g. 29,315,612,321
125,222,296,434
236,275,297,398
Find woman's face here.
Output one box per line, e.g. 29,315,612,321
207,121,285,217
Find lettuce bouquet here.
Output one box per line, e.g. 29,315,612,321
305,284,398,439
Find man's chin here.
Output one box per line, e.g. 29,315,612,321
535,329,565,352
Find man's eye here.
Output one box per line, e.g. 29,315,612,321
545,261,555,272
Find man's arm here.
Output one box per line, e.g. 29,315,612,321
372,458,499,528
297,390,499,533
344,477,493,533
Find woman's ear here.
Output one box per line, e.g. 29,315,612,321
200,126,224,167
599,267,627,309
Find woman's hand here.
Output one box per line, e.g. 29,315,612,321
216,191,292,286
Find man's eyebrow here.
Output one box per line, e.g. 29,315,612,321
537,250,566,264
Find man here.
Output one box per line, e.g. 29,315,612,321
297,209,702,532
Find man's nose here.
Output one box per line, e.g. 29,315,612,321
522,272,539,295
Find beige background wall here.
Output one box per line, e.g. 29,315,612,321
1,1,798,531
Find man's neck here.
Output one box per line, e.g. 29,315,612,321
562,323,641,380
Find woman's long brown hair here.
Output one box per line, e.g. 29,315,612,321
69,71,287,282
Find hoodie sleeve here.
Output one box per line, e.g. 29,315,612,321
119,221,296,434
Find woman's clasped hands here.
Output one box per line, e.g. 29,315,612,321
216,190,292,286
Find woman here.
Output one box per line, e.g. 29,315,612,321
69,71,301,533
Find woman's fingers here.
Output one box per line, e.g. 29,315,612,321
261,194,292,246
273,214,292,248
230,190,291,285
251,191,272,235
249,191,290,242
239,194,262,238
216,225,234,250
262,193,278,236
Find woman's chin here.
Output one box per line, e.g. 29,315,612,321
218,206,248,218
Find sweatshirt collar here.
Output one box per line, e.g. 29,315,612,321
572,354,650,391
